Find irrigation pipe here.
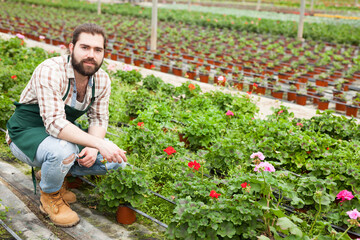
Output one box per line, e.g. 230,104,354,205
0,219,23,240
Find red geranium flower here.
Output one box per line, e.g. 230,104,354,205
137,122,144,127
241,182,248,188
11,75,17,79
188,160,201,171
163,146,176,155
188,83,196,90
209,190,221,199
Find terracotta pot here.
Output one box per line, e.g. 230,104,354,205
160,65,170,73
335,99,346,111
172,67,183,77
287,92,296,101
271,91,284,100
116,205,136,225
255,86,266,95
296,94,307,106
345,105,358,117
318,100,329,110
124,56,132,64
199,74,209,83
66,177,83,189
186,71,196,80
315,79,329,87
233,81,243,91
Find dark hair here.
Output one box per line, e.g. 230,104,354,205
71,23,107,49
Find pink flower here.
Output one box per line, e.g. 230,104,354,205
254,162,275,172
297,122,303,127
337,190,354,203
107,63,117,72
347,209,360,219
250,152,265,160
122,65,133,71
39,35,45,40
218,75,226,82
59,44,66,49
16,33,25,39
278,110,283,115
226,110,234,116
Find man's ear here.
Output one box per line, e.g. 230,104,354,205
69,43,74,54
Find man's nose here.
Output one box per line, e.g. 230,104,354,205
87,49,95,58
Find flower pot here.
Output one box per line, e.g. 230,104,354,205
271,91,284,100
66,177,83,189
160,65,170,73
255,86,266,95
287,92,296,101
116,205,136,225
124,56,132,64
345,105,358,117
233,81,243,91
186,71,196,80
335,99,346,111
296,94,307,106
315,79,328,87
172,67,183,77
318,100,329,110
133,58,143,67
199,74,209,83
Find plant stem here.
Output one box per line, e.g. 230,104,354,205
337,225,352,240
309,197,322,237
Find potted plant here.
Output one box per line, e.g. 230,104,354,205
318,96,330,110
287,84,297,101
96,164,149,224
334,94,347,112
345,100,359,117
271,84,284,99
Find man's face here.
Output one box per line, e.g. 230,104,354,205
70,32,105,77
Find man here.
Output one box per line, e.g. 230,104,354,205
6,23,127,227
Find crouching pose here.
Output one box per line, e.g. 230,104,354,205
6,23,127,227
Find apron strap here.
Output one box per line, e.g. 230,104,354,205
32,167,37,195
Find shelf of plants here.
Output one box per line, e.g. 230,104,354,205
1,0,360,117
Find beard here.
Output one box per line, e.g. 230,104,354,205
71,52,103,77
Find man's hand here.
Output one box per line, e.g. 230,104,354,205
97,140,127,164
78,147,99,168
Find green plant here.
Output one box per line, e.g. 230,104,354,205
96,164,149,211
142,74,164,92
113,69,142,85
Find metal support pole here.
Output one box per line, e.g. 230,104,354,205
297,0,306,40
150,0,158,51
256,0,261,11
97,0,101,15
310,0,315,12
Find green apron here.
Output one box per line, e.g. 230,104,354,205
7,79,96,161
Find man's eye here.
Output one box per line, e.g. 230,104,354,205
82,46,88,50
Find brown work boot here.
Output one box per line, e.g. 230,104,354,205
39,190,80,227
36,170,77,204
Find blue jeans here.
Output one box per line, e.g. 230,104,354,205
9,136,125,193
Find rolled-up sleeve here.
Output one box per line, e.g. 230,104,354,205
32,63,71,137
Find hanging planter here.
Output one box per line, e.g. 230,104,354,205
116,205,136,225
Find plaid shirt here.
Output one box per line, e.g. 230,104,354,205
6,55,110,142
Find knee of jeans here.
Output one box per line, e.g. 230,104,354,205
47,140,78,164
